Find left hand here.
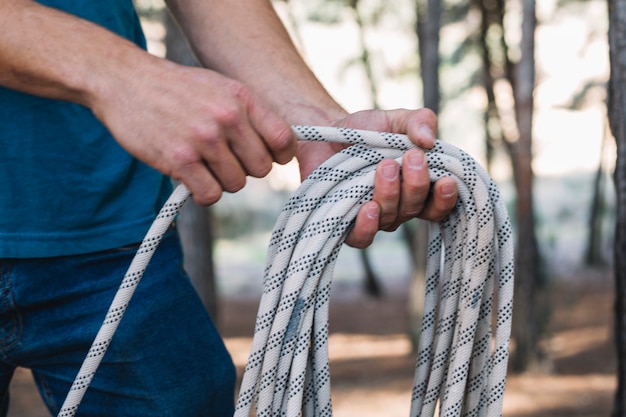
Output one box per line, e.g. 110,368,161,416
296,108,458,248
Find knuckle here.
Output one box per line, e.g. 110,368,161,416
213,104,241,129
416,107,437,123
401,205,424,220
213,83,250,126
194,188,223,206
171,145,200,169
377,214,399,232
270,125,296,154
385,188,401,202
223,176,246,193
346,235,373,249
379,215,398,231
229,80,252,102
187,121,222,147
403,169,431,192
249,159,272,178
416,172,433,189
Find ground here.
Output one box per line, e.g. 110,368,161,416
6,267,617,416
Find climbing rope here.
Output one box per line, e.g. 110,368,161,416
57,126,514,417
56,184,189,417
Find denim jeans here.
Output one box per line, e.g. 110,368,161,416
0,229,236,416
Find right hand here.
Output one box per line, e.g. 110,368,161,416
89,57,297,205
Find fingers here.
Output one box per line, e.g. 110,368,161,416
386,108,438,149
225,83,296,175
246,93,297,166
344,202,380,248
173,152,224,205
332,107,459,248
418,176,458,222
176,118,272,205
336,107,438,149
166,77,296,206
371,159,401,230
371,149,432,232
397,149,431,220
345,150,458,249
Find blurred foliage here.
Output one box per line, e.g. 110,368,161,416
295,0,405,25
132,0,611,255
212,187,292,239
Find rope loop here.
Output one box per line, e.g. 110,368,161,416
57,126,514,417
235,126,514,417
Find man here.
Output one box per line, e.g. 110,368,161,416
0,0,457,415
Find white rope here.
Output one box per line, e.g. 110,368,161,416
57,126,514,417
55,184,190,417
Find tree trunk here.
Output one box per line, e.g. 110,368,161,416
416,0,441,114
406,220,429,353
409,0,441,351
585,127,609,266
608,0,626,414
360,249,383,297
478,0,544,372
348,0,380,107
164,12,220,319
508,0,546,373
477,0,505,172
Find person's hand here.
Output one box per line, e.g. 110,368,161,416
296,108,458,248
90,57,297,205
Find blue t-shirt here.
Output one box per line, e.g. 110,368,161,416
0,0,172,257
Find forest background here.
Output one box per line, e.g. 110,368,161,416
6,0,619,416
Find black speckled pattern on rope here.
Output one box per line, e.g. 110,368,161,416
58,126,514,417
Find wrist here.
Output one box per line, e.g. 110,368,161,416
279,99,348,128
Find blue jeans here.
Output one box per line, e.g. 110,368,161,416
0,229,236,416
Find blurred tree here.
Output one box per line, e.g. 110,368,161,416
416,0,441,114
585,123,611,267
288,0,393,298
608,0,626,414
509,0,545,372
562,77,612,267
347,0,381,107
345,0,385,298
407,0,442,352
163,10,220,320
476,0,508,172
476,0,546,372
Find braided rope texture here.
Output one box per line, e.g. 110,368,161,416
56,185,191,417
56,126,513,417
234,126,514,417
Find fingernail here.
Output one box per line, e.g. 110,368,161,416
382,164,399,180
418,125,436,148
365,204,380,219
441,182,456,198
408,151,425,170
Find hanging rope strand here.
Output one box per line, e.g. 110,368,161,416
56,184,191,417
57,126,514,417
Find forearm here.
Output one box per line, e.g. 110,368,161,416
0,0,157,109
165,0,347,125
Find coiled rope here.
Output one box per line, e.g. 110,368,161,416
57,126,514,417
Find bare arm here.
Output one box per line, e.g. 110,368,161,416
167,0,457,245
165,0,345,125
0,0,456,248
0,0,140,105
0,0,297,205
